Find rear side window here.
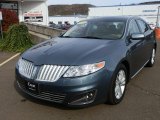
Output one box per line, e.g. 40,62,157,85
136,20,149,33
128,20,140,35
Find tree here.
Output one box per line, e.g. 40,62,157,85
0,9,19,31
0,24,33,52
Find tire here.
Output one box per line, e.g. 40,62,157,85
146,48,156,67
108,64,128,105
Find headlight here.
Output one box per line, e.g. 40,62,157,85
63,61,105,77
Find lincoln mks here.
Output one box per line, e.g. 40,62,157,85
16,16,157,107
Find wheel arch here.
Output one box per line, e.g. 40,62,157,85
154,42,157,51
121,60,130,82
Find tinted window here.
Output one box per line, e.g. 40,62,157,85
128,20,140,35
137,20,149,33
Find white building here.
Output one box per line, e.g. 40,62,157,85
0,0,48,25
49,15,88,25
89,4,160,26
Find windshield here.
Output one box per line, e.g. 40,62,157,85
62,20,126,40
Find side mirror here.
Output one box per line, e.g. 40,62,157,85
131,33,145,40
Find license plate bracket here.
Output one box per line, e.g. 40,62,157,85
26,81,38,94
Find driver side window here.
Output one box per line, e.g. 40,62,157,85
128,20,140,36
136,20,149,33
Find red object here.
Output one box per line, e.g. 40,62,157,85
155,28,160,41
0,9,19,31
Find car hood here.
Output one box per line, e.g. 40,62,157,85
22,37,121,66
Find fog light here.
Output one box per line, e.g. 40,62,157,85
69,90,97,105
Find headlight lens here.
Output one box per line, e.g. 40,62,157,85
63,61,105,77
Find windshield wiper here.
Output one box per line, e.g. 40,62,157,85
60,36,103,39
77,36,103,39
60,36,73,38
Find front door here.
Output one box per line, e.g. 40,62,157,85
127,19,147,76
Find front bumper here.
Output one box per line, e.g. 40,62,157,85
16,67,111,107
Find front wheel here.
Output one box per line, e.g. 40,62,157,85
108,64,127,105
146,48,156,67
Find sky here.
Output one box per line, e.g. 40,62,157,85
47,0,158,6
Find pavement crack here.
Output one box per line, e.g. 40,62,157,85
21,98,27,102
130,83,160,97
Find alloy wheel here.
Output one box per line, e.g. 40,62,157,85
151,49,156,64
115,70,126,99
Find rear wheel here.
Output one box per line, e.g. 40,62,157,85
146,48,156,67
108,64,127,105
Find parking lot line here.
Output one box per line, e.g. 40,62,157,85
0,53,20,68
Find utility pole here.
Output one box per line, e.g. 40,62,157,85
21,0,24,22
156,6,160,28
0,11,3,39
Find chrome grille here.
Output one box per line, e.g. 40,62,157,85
36,65,69,82
19,59,36,79
19,59,69,82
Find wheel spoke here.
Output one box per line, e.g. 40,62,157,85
120,85,125,93
120,77,126,85
115,86,119,96
118,85,123,97
115,85,121,99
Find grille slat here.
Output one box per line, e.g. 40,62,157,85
31,66,34,77
37,65,68,82
41,93,66,99
51,66,58,81
55,66,64,81
41,92,65,96
42,65,49,80
40,94,65,100
23,60,26,73
40,65,47,80
28,63,32,76
52,66,61,81
49,66,57,81
37,67,43,79
45,66,53,80
26,62,29,75
19,59,35,79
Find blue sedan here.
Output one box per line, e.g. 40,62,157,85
16,16,157,107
